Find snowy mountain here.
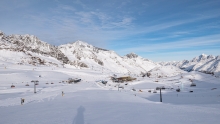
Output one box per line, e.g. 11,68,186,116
159,54,220,77
122,53,157,73
0,31,157,74
0,31,69,65
146,65,186,78
59,41,157,74
1,31,219,76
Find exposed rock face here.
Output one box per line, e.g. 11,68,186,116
0,31,69,64
126,53,138,58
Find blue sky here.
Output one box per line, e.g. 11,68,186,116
0,0,220,61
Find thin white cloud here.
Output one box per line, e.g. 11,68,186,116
117,34,220,54
59,5,76,12
73,0,87,9
111,17,133,27
138,14,219,34
0,0,30,12
145,48,220,62
73,10,134,29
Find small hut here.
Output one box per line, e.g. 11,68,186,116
115,76,136,83
74,78,81,83
11,84,15,88
101,80,108,85
190,82,196,87
118,86,124,89
176,88,180,92
132,88,136,91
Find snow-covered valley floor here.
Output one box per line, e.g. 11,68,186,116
1,64,220,124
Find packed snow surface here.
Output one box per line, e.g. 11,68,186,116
1,61,220,124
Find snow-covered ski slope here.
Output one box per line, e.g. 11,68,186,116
1,61,220,124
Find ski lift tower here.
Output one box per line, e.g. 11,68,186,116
160,88,162,102
157,87,163,102
31,80,39,93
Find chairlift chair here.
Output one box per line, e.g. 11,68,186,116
156,87,159,90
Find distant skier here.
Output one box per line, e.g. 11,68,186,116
62,91,64,96
21,98,25,105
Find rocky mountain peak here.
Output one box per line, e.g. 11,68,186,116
0,30,4,35
0,31,69,64
73,40,92,48
74,40,88,45
207,55,215,59
198,53,207,61
126,52,138,58
216,55,220,60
